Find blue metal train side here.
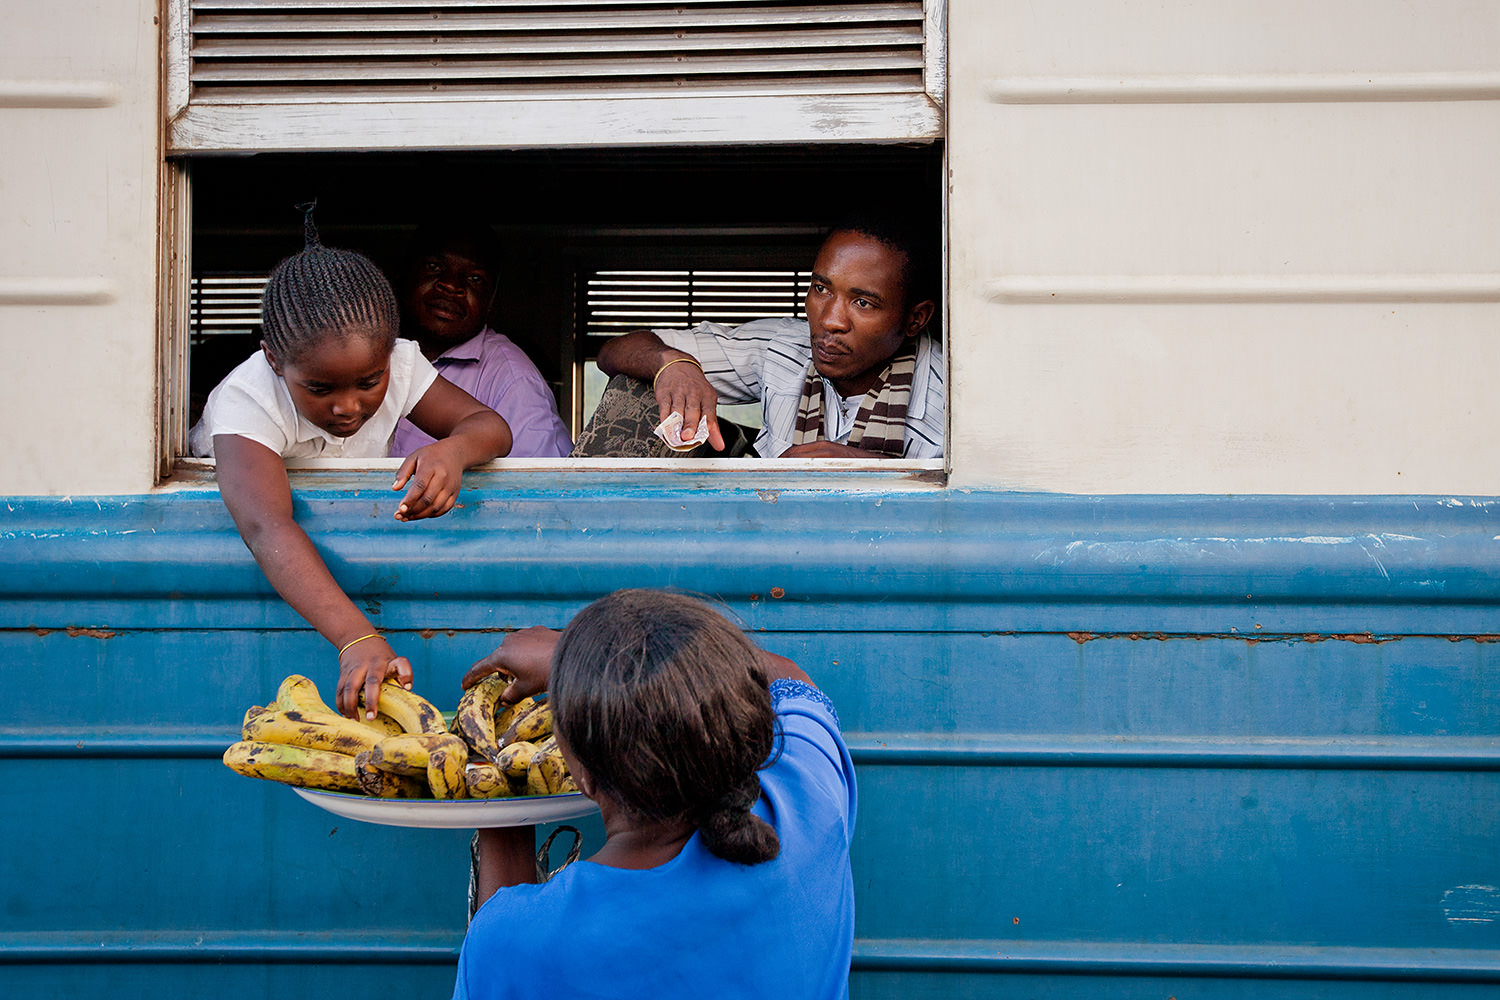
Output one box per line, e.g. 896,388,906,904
1,478,1496,998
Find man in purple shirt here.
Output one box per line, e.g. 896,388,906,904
389,222,574,459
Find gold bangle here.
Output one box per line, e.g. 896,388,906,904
653,356,702,392
338,633,381,656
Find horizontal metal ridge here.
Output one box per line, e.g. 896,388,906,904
847,733,1500,770
0,79,120,108
11,931,1497,979
987,71,1500,105
189,50,923,84
190,26,922,58
0,277,117,306
854,938,1500,982
7,730,1499,770
987,273,1500,305
0,729,235,759
0,930,459,964
190,4,922,34
191,0,909,8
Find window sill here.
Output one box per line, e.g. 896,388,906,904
166,457,948,492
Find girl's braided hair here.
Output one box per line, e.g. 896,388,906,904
550,589,782,866
260,202,399,362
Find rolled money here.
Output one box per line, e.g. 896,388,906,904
653,411,710,452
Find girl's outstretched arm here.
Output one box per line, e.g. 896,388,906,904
395,377,512,521
214,433,413,718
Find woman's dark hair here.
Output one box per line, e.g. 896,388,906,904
550,589,781,865
260,203,400,362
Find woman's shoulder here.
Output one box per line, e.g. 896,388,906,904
769,678,841,728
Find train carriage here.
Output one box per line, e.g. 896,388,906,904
2,2,1497,996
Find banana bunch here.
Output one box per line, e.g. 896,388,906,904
451,672,577,798
223,673,577,800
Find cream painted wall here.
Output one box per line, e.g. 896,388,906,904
0,0,160,494
7,2,1497,495
947,0,1500,493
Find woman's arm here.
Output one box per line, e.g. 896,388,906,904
759,649,814,687
214,434,412,718
597,330,724,452
394,377,512,521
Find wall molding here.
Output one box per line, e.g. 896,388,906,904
0,930,459,964
10,730,1497,771
0,79,120,108
986,274,1500,305
855,938,1500,982
848,733,1500,771
0,277,117,306
986,71,1500,105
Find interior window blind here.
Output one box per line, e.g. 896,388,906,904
581,268,809,337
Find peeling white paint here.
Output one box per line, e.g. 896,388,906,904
1442,885,1500,925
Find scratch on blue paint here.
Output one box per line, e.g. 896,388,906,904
1442,885,1500,924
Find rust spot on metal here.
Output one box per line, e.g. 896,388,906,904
770,587,785,599
1067,632,1096,644
64,626,115,639
1329,633,1390,644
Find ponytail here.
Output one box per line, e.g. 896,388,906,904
694,777,780,865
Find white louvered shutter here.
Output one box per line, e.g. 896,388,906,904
165,0,945,152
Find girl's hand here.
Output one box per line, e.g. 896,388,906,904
392,440,466,520
461,626,560,703
336,636,414,718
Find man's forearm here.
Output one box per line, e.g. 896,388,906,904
597,329,695,381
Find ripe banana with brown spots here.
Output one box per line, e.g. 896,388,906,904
276,674,337,716
222,740,362,793
369,732,469,799
365,680,448,735
500,699,553,747
453,672,510,765
465,761,513,799
241,707,384,757
496,740,540,781
354,751,427,798
526,747,573,796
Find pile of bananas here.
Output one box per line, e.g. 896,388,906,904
222,673,576,800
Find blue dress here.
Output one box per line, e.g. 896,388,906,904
452,679,858,1000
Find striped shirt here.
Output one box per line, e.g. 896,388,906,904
654,318,945,459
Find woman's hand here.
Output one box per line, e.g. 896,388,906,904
392,439,466,520
462,626,561,703
336,635,414,719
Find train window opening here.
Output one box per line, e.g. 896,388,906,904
179,144,943,464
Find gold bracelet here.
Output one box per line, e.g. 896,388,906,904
338,633,381,656
653,356,702,392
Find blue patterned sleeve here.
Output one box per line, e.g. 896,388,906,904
768,678,856,837
770,678,841,728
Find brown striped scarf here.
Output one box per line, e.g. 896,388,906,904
792,343,917,457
